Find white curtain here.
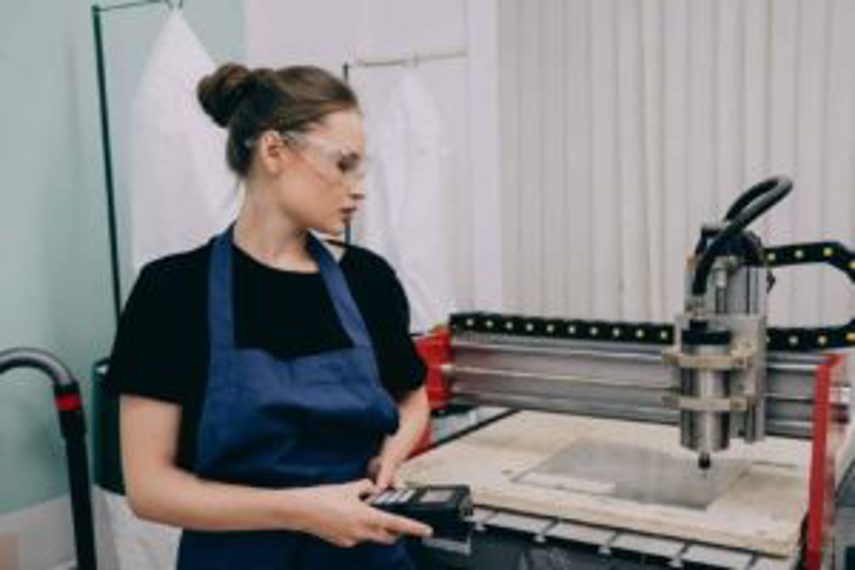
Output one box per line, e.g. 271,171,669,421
498,0,855,329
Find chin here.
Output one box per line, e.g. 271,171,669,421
315,221,346,237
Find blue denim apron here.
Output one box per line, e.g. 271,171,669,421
176,229,412,569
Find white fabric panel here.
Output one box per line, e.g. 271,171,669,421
518,0,544,313
714,0,743,236
128,11,239,273
825,0,855,323
103,491,180,570
563,0,594,318
498,0,522,313
362,71,457,332
541,0,567,317
466,0,505,313
793,0,827,325
499,0,855,329
660,0,690,320
589,0,620,320
640,0,665,322
616,0,646,321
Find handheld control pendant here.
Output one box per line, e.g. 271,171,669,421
368,485,473,541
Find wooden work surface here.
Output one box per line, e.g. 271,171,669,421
400,411,817,557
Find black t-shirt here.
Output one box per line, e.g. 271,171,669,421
104,238,426,470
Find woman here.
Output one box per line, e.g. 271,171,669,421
105,63,433,569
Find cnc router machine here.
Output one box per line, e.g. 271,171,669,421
405,177,855,569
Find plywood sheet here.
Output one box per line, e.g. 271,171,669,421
400,411,815,557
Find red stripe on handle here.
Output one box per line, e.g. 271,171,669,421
55,393,82,412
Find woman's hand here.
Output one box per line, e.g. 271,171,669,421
294,479,432,547
368,387,431,491
367,442,407,491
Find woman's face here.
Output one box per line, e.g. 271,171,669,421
273,110,366,236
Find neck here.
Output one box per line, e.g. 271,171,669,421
233,184,316,272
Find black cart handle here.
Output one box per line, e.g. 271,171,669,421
0,348,97,570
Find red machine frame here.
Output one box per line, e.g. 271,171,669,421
806,352,847,569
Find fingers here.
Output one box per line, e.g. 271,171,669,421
366,457,380,479
359,511,431,545
349,478,377,498
377,512,433,538
374,464,395,491
363,525,398,545
339,509,405,547
318,479,432,549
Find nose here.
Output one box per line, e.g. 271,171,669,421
348,179,366,201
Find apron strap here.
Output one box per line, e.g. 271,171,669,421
208,229,236,349
307,234,372,349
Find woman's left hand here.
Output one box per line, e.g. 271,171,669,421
367,441,407,491
368,386,431,491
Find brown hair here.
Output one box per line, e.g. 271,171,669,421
197,63,359,176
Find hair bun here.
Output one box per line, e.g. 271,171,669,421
197,63,254,128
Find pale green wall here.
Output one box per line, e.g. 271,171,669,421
0,0,243,516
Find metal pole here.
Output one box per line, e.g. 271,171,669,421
91,4,123,325
91,0,168,324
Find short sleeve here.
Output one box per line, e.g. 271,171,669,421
365,257,427,398
103,262,194,404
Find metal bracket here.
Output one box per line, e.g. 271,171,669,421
663,392,750,413
662,346,755,371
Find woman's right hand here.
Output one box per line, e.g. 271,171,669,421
293,479,433,548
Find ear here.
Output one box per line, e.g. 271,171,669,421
256,130,296,175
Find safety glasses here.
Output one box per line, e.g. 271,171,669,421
279,130,367,187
